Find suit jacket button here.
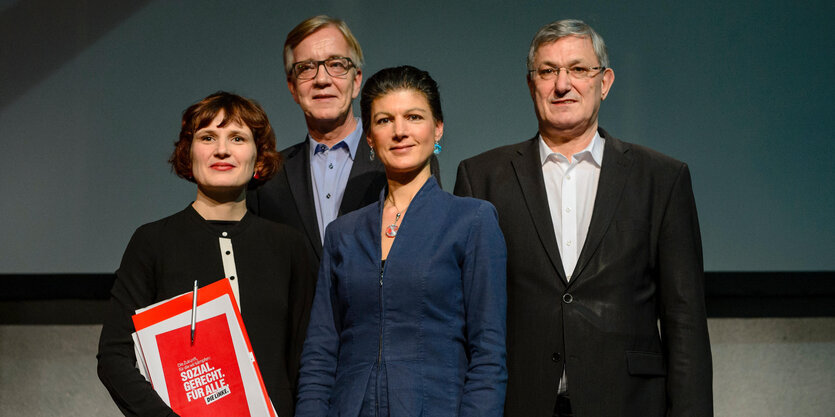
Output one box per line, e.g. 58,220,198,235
562,293,573,303
552,352,561,362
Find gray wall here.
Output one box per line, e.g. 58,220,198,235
1,0,833,273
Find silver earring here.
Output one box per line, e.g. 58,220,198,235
369,147,375,161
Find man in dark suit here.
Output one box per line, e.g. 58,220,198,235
247,16,378,264
249,15,438,264
454,19,712,417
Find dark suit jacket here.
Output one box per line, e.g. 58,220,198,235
248,136,441,265
248,138,384,265
454,129,712,417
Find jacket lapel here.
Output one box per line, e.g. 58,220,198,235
570,129,633,287
340,139,385,214
511,136,568,285
284,140,323,259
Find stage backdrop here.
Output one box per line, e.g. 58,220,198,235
1,0,833,274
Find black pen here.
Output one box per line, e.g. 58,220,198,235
190,280,198,345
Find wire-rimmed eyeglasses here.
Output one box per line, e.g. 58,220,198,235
528,65,606,81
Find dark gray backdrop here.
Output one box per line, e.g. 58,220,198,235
1,0,833,273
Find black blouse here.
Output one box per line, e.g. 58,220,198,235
97,205,315,417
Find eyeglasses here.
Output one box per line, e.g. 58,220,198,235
291,57,355,80
529,65,606,81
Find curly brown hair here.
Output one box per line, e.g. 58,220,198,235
169,91,281,185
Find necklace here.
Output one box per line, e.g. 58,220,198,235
385,195,406,238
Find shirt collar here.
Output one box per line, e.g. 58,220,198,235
308,118,363,160
538,131,605,167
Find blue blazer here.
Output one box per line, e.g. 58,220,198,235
296,177,507,416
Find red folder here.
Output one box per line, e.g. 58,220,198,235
132,278,276,417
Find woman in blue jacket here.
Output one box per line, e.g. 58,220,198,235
296,66,507,416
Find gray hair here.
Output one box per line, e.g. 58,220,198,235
283,15,364,78
526,19,609,71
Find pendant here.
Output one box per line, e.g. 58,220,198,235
385,224,398,238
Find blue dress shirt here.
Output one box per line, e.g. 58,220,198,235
296,177,508,416
309,120,363,243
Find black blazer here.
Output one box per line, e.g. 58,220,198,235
454,129,712,417
248,136,441,264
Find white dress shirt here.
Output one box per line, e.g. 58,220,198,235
539,131,604,394
539,132,604,280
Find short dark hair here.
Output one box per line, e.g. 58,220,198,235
360,65,443,134
169,91,281,185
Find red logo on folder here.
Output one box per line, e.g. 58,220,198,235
156,314,250,416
